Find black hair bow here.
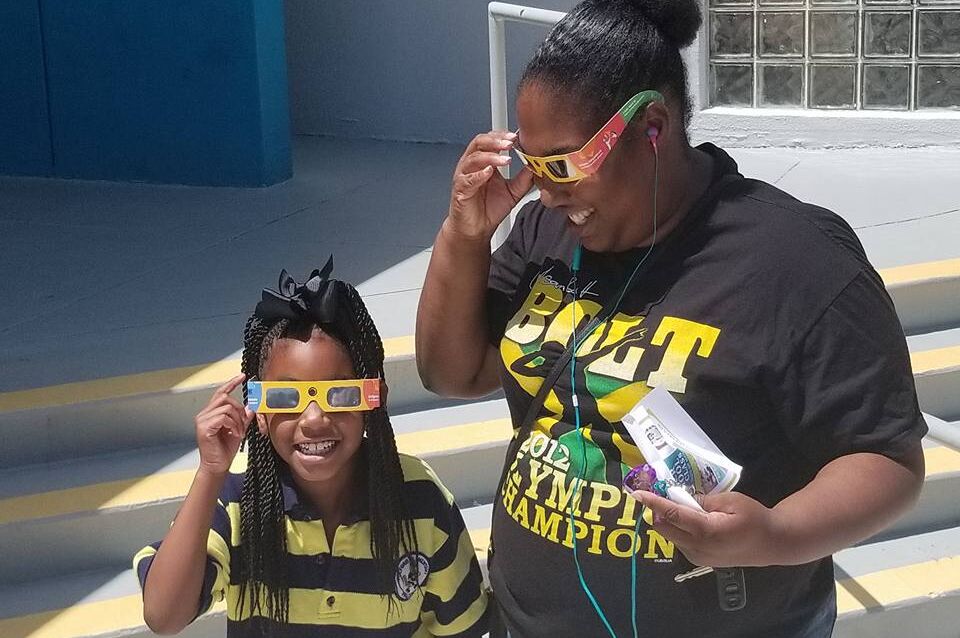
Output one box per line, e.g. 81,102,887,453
254,256,344,325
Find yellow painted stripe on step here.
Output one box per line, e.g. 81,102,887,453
911,346,960,376
924,445,960,476
3,330,955,415
0,414,507,525
382,335,415,358
0,593,225,638
465,527,960,618
0,336,414,414
880,257,960,287
0,361,235,414
470,528,491,560
395,418,512,457
836,556,960,614
169,359,243,392
0,427,953,527
0,469,197,526
0,547,957,636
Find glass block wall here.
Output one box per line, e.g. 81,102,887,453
708,1,960,110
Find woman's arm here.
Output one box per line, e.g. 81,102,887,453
417,222,503,398
416,131,533,397
769,445,924,565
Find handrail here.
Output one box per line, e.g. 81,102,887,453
487,2,566,246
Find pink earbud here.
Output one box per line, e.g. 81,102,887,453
646,126,659,144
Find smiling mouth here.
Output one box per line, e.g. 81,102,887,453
295,440,339,456
567,209,594,226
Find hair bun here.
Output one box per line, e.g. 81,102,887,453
621,0,702,48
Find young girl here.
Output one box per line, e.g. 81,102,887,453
135,259,488,637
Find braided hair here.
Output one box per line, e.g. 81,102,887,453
236,277,418,631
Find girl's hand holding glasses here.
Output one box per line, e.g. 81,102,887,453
195,374,253,476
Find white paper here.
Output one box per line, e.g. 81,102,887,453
621,387,742,496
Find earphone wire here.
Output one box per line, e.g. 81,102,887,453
569,139,659,638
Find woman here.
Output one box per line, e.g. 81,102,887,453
416,0,926,636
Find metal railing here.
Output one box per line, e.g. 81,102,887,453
488,2,565,246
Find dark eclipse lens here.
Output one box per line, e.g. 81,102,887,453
545,159,569,178
264,387,301,409
326,386,361,408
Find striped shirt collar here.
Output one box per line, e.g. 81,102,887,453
277,458,369,526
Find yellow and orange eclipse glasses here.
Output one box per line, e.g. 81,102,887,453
246,380,381,414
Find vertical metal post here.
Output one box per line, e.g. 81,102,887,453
489,9,510,136
487,3,566,250
489,9,511,249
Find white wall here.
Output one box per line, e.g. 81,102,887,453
285,1,960,148
284,0,576,144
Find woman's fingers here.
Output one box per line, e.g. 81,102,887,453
458,150,511,176
457,132,515,175
454,166,496,203
446,130,523,240
506,166,535,203
463,131,516,158
635,490,710,535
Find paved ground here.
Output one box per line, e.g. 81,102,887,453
1,136,958,391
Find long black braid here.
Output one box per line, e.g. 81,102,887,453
235,279,418,633
340,285,420,603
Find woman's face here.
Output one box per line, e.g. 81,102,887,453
257,330,365,488
516,83,658,253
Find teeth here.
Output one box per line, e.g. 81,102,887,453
297,440,338,456
568,209,594,226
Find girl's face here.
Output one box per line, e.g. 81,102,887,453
256,330,365,487
516,82,658,253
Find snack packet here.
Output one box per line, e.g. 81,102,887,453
621,387,741,498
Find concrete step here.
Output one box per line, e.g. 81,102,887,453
0,401,512,586
912,345,960,421
467,511,960,638
3,406,957,587
833,526,960,638
0,505,500,638
925,413,960,453
882,258,960,336
0,337,438,469
8,506,956,638
2,257,957,470
2,333,959,472
0,567,224,638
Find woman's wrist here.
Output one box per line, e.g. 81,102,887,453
761,505,806,566
440,215,497,246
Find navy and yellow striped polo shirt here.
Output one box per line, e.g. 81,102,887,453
134,453,487,637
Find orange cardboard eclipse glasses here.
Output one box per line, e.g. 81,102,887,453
514,90,663,183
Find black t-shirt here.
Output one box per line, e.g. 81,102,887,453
484,144,926,638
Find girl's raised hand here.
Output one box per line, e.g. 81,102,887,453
195,374,253,476
447,130,535,242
